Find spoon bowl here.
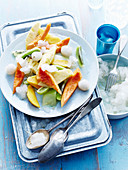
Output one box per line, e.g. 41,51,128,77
50,128,68,142
26,129,49,149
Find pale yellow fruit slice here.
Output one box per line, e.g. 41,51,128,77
27,85,40,108
38,45,57,68
52,59,70,68
27,75,48,88
38,28,61,44
51,69,73,84
27,76,41,89
26,22,41,48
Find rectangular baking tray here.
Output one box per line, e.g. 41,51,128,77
0,12,112,163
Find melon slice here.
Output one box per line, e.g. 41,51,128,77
61,68,82,107
52,59,70,68
38,45,57,68
37,67,62,94
51,69,73,84
26,22,40,48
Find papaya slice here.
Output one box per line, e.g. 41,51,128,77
37,67,62,94
26,23,51,50
27,85,40,108
13,63,24,94
61,68,82,107
38,28,61,44
56,37,70,53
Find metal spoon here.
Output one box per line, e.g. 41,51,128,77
26,94,93,149
38,97,102,163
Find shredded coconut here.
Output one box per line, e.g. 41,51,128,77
16,56,28,67
41,47,46,54
20,66,31,74
16,84,28,99
41,64,58,72
38,40,49,47
29,132,48,148
31,51,42,61
16,56,31,74
68,56,78,68
98,58,128,113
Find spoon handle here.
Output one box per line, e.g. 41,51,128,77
48,94,93,132
65,97,102,134
64,94,93,129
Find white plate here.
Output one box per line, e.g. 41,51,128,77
0,28,99,118
98,54,128,119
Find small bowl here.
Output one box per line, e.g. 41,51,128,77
98,54,128,119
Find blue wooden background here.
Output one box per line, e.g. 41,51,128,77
0,0,128,169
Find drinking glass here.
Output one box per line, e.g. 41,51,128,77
96,24,120,55
88,0,103,9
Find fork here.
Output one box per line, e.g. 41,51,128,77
105,35,128,91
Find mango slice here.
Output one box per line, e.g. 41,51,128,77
27,76,41,89
27,75,48,88
27,85,40,108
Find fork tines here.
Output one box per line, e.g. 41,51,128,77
105,74,117,91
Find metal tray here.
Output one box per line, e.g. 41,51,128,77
0,12,112,163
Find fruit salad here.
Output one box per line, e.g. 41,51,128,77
6,23,89,108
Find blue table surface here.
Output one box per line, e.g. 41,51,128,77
0,0,128,169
